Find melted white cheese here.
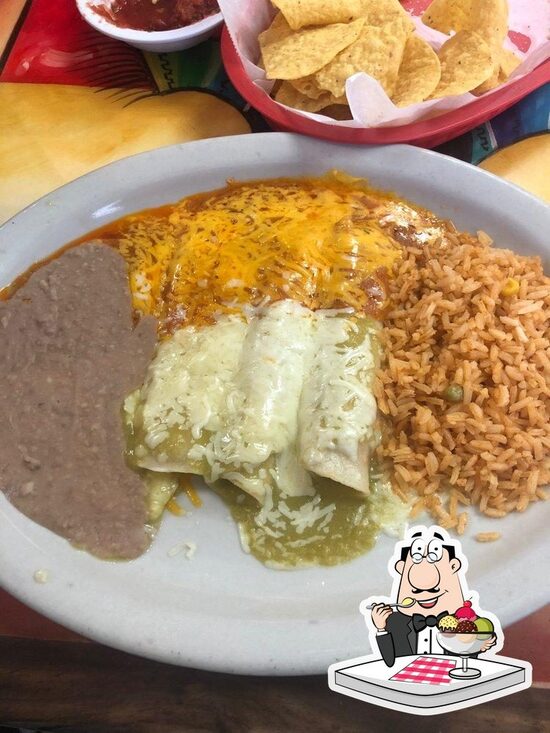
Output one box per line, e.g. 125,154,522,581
273,444,315,498
231,300,314,462
140,316,246,441
298,314,378,494
128,302,380,505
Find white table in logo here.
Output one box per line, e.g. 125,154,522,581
329,654,530,715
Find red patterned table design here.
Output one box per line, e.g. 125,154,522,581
391,656,456,685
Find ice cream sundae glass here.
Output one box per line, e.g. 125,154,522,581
437,602,495,679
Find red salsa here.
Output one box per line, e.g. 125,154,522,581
91,0,219,32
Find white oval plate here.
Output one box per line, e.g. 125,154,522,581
0,134,548,675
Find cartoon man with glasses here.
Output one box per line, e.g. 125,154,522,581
367,526,498,666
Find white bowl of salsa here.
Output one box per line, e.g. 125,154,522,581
76,0,223,52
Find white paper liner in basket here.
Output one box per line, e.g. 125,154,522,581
219,0,550,128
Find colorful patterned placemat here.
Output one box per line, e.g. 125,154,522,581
1,0,549,224
0,0,267,223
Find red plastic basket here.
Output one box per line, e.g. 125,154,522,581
220,25,550,148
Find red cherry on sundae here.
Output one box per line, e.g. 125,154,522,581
455,601,477,620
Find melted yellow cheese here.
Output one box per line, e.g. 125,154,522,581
164,181,401,326
83,174,404,331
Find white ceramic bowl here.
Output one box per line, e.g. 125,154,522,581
75,0,223,52
0,134,549,675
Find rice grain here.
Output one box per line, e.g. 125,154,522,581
376,225,550,530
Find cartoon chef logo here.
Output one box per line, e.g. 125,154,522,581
366,526,497,666
328,525,532,716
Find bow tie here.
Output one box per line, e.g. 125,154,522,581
412,611,449,632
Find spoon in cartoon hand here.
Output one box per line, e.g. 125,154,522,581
362,597,416,610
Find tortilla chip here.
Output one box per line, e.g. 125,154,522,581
499,47,521,78
289,75,326,100
470,0,508,47
259,12,292,49
422,0,473,34
274,81,343,112
271,0,364,31
422,0,508,47
472,46,521,95
260,15,366,80
314,19,409,98
361,0,415,33
430,30,494,98
472,66,501,95
391,35,441,107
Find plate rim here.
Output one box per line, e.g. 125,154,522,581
2,133,549,229
1,133,549,675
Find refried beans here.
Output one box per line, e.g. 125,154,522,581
0,243,158,559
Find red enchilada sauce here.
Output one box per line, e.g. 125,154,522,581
92,0,219,32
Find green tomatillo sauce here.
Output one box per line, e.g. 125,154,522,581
211,462,409,569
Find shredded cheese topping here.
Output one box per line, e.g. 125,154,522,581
88,176,407,332
126,301,380,505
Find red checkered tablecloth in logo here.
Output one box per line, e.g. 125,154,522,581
391,656,457,685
